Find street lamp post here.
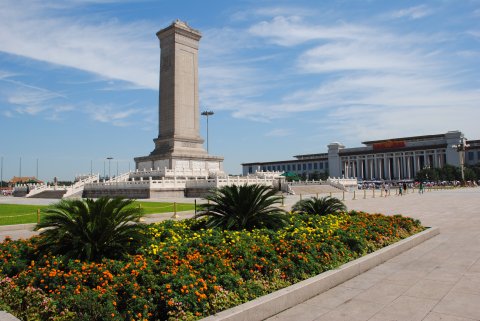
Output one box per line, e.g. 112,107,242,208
107,157,113,180
201,110,214,153
452,137,470,185
0,156,3,191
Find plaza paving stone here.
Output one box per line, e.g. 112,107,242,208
268,187,480,321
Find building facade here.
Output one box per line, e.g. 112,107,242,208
242,131,480,181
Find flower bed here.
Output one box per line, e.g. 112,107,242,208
0,211,424,321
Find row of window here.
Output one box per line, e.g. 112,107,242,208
261,162,328,172
467,151,480,162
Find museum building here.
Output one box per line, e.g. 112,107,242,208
242,131,480,181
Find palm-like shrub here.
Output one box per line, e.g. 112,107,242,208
34,197,146,261
197,184,288,231
292,196,346,216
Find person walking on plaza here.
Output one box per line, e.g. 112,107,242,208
399,184,403,196
419,181,425,194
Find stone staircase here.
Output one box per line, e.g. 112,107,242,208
27,190,67,199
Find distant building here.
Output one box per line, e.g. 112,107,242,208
242,130,480,181
8,176,43,187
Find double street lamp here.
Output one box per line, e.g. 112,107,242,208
201,110,214,153
452,137,470,185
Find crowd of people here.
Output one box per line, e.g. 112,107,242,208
358,179,479,195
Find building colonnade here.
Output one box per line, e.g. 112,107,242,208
342,149,447,180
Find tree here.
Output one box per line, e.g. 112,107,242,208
466,163,480,180
197,184,288,231
415,167,440,182
292,196,347,216
319,170,329,181
35,197,146,261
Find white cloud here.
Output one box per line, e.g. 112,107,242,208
468,30,480,39
7,89,64,109
0,71,18,80
225,13,480,146
248,16,373,46
389,5,434,20
230,6,314,22
265,128,292,137
2,110,14,118
85,104,144,127
0,0,159,89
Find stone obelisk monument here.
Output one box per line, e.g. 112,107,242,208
135,20,224,175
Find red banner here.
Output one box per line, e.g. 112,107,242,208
372,140,406,150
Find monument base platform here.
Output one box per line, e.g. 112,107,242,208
134,153,224,178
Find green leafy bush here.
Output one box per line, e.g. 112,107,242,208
197,184,288,230
292,196,347,216
34,197,146,261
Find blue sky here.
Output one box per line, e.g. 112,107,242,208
1,0,479,181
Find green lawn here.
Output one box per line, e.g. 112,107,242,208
0,201,196,226
135,201,196,215
0,204,47,226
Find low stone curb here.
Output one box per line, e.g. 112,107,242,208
0,311,21,321
201,226,440,321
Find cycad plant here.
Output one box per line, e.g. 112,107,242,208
292,196,346,216
34,197,146,261
197,184,288,231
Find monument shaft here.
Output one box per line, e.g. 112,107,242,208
134,20,223,175
155,21,204,153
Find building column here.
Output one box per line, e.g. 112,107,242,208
391,156,396,179
383,155,388,180
397,156,403,179
387,157,392,180
406,156,411,179
378,157,381,179
360,160,364,180
368,156,375,180
393,155,398,179
414,153,420,175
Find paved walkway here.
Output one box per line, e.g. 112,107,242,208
1,189,480,320
268,187,480,321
